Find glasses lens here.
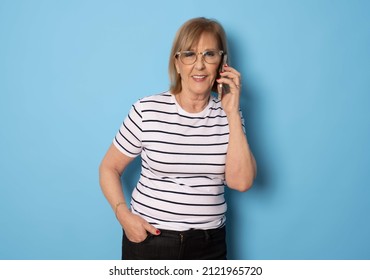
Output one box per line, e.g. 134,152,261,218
203,51,221,64
180,51,196,64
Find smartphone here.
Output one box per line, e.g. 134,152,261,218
218,54,229,99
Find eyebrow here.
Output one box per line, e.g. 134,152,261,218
185,48,218,52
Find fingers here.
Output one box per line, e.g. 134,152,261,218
125,222,160,243
144,222,161,236
217,65,242,90
122,213,161,242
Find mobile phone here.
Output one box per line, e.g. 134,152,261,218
218,54,229,99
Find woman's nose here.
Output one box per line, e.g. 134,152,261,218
194,54,206,70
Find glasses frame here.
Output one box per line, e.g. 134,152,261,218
175,50,224,65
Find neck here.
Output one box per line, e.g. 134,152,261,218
175,91,210,113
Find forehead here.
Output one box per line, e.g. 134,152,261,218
182,31,220,50
191,32,219,49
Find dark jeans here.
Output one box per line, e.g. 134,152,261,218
122,226,227,260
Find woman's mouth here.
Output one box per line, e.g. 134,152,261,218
192,75,207,82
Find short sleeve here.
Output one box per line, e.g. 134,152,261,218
113,100,142,158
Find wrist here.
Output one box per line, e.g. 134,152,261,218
114,201,129,218
226,110,242,125
226,110,240,118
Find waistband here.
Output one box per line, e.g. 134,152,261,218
157,226,225,239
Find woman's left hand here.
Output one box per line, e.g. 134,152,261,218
217,65,242,116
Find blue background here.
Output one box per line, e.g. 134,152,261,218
1,0,369,260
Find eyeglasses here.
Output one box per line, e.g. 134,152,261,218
175,50,224,65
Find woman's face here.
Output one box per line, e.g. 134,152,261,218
175,32,221,96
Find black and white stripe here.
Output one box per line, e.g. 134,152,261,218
113,91,245,230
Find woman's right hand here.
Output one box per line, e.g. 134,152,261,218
117,208,160,243
99,145,160,242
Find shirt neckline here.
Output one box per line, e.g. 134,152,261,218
170,92,213,118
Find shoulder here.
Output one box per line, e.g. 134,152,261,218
129,91,173,109
210,93,221,107
128,91,176,119
138,91,173,104
209,93,226,115
135,91,176,113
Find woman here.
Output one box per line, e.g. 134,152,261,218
99,17,256,260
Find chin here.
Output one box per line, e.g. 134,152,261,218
191,86,213,95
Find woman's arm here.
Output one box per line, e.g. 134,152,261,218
224,112,257,192
99,144,159,242
218,65,257,192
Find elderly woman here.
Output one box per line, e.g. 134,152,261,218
99,17,256,260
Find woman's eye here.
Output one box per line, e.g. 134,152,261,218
204,51,216,57
184,52,196,57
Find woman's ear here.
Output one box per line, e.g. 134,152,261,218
174,59,180,75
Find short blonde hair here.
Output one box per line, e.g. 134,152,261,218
169,17,229,94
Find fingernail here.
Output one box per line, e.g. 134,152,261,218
224,64,228,67
156,230,161,235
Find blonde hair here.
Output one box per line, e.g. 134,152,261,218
169,17,229,94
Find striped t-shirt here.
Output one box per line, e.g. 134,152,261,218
113,91,245,231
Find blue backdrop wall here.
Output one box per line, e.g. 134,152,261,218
1,0,369,260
